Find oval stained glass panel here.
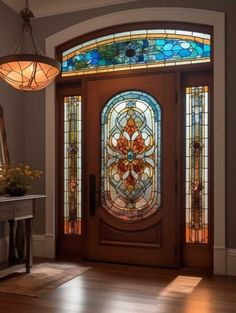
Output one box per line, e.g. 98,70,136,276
101,91,161,221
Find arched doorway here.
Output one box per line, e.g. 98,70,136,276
56,23,213,269
45,8,225,274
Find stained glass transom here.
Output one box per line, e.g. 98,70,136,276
62,29,211,77
185,86,208,244
64,96,82,234
101,91,161,221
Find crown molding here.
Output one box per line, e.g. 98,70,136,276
2,0,139,18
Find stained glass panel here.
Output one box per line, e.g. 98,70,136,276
185,86,208,244
64,96,82,234
101,91,161,221
62,29,211,77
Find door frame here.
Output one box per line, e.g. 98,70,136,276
45,8,225,274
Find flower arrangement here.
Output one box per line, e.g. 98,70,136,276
0,164,43,196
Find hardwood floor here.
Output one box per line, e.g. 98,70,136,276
0,261,236,313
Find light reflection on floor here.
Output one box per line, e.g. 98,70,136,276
159,276,202,296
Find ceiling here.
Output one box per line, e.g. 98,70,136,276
2,0,138,18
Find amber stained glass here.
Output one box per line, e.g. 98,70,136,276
101,91,161,221
64,96,82,234
185,86,208,244
62,29,211,77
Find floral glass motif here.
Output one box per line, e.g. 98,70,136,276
64,96,82,234
101,91,161,221
62,29,211,76
185,86,208,244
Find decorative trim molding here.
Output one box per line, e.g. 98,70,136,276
227,249,236,276
0,238,7,263
45,7,225,274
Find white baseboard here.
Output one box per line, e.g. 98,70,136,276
226,249,236,276
33,234,55,259
0,238,7,263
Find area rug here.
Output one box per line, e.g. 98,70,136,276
0,262,90,297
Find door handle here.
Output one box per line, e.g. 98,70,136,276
89,174,96,216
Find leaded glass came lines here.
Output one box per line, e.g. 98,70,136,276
101,91,161,221
185,86,208,244
64,96,82,235
62,30,211,76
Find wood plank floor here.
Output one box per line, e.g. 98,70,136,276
0,261,236,313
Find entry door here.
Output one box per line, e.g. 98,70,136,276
84,73,177,267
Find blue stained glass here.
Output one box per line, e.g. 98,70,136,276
163,43,173,50
127,151,134,161
156,39,165,46
62,29,211,77
179,50,191,57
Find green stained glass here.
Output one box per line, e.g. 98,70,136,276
64,96,82,234
101,91,161,221
62,29,211,77
185,86,208,244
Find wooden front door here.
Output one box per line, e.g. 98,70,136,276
84,73,178,267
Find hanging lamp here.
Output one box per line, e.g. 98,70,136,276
0,0,61,91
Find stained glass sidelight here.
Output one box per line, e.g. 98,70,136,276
185,86,209,244
64,96,82,234
101,91,161,221
62,29,211,76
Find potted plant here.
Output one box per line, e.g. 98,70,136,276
0,164,43,196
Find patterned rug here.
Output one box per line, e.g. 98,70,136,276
0,262,90,297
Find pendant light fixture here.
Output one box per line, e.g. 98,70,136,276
0,0,61,91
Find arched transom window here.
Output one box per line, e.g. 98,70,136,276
61,29,211,77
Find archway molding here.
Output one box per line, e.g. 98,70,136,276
44,7,225,274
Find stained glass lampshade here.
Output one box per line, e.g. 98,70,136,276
0,1,60,91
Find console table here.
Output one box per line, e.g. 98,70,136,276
0,194,45,278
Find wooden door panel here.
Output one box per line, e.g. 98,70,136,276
100,221,161,245
84,73,177,267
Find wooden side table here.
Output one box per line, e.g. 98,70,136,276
0,194,45,278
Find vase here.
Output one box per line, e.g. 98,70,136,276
5,185,28,197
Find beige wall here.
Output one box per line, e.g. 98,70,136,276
0,1,25,164
0,2,25,237
1,0,235,248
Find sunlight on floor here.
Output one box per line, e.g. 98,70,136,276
160,275,202,296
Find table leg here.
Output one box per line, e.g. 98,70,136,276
8,219,15,265
15,220,25,263
25,218,32,273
